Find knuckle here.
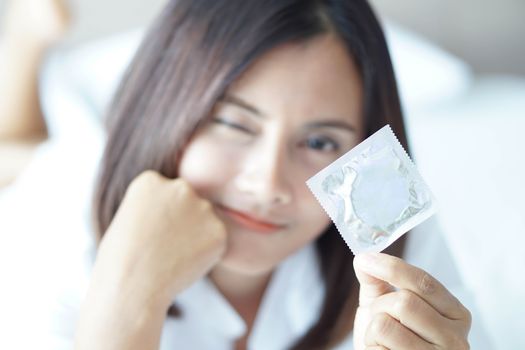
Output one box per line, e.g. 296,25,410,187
416,271,437,295
465,308,472,327
459,299,472,321
173,177,189,190
173,178,194,197
395,290,419,315
448,335,470,350
211,219,227,242
128,170,158,193
461,303,473,330
370,313,395,338
201,208,227,240
383,256,401,280
142,170,163,185
199,200,212,212
140,169,161,182
206,223,227,256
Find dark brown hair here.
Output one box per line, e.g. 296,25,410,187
93,0,409,348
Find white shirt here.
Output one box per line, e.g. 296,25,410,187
161,243,325,349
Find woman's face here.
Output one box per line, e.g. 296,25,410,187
178,34,364,275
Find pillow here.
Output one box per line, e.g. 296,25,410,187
384,21,472,114
39,29,144,140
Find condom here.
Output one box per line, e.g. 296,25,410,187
306,125,437,254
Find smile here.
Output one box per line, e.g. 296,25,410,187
217,205,286,234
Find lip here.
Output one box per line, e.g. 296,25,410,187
217,205,286,234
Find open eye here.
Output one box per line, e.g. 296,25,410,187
212,117,256,135
301,135,340,152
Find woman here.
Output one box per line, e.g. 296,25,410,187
68,0,472,349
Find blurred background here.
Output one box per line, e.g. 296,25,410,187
1,0,524,75
0,1,523,349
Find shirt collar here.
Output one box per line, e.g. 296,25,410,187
173,243,325,346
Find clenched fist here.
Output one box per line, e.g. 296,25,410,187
93,170,227,308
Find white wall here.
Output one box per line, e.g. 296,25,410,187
0,0,524,75
369,0,525,76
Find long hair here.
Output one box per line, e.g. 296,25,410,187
93,0,408,348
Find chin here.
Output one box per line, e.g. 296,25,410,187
217,247,278,276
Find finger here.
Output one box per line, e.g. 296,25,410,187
365,346,389,350
353,256,394,307
371,290,452,345
354,253,468,320
365,312,433,350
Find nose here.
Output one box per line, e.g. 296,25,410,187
234,140,293,207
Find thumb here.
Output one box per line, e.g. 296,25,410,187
353,253,393,307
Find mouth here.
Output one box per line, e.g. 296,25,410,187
217,205,287,234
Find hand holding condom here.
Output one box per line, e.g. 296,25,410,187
307,125,471,349
352,253,471,350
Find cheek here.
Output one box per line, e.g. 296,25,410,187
294,185,332,240
177,137,235,196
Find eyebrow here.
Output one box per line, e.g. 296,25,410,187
305,120,357,133
221,94,357,133
220,94,265,118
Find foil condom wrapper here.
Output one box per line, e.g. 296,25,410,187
306,125,437,254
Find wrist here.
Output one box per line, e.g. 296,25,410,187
90,245,173,314
76,270,168,350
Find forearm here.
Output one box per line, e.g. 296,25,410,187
74,293,166,350
74,251,170,350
